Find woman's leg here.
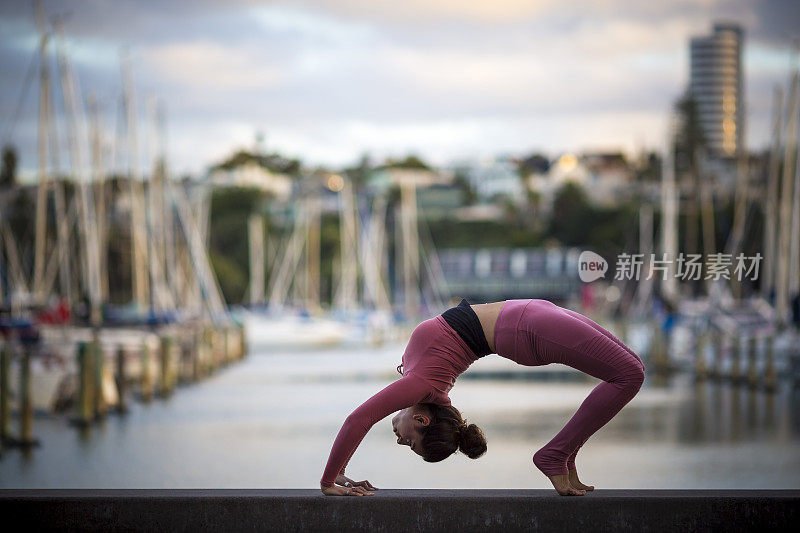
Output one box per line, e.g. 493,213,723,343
558,308,644,471
530,310,645,478
561,308,644,366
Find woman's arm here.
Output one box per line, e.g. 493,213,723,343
320,374,432,489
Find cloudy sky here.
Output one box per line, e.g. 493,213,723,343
1,0,798,179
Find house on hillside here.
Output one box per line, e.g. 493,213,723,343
207,150,295,200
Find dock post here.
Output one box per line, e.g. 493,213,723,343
694,331,708,380
159,335,172,398
747,335,759,389
218,328,226,368
116,346,128,414
92,331,106,418
730,333,742,384
227,327,236,362
226,327,235,364
763,334,777,393
169,337,177,392
239,323,247,359
0,341,10,444
18,346,38,446
191,331,201,382
141,338,153,402
75,341,93,426
221,328,230,365
649,320,661,371
202,327,213,376
210,328,220,372
711,330,723,380
179,342,191,384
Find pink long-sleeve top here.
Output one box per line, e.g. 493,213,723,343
320,314,481,487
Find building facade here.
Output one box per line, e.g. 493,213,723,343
689,23,744,159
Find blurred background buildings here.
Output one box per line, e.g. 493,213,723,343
0,1,799,490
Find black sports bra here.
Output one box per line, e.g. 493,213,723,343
441,298,493,357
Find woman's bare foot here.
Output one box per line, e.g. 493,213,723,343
568,467,594,491
546,473,586,496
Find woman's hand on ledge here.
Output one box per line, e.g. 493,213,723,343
321,484,374,497
335,474,378,491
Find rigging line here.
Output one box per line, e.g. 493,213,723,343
1,47,41,147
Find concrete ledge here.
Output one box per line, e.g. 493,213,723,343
1,489,798,532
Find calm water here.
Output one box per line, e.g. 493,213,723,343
1,341,799,489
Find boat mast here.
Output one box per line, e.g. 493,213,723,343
248,213,265,306
399,179,421,319
360,193,391,312
304,193,320,311
334,175,359,311
54,18,103,325
88,93,109,304
659,123,679,306
32,0,50,302
761,87,784,302
776,71,799,327
145,95,173,313
121,53,150,310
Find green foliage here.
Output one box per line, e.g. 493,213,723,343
1,145,17,187
5,188,35,254
208,187,269,304
452,170,477,206
209,250,248,304
546,182,592,245
674,92,706,174
382,155,431,170
427,218,543,248
546,182,637,259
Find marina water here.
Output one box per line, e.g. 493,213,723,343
1,340,799,489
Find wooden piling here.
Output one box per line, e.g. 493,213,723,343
730,333,742,384
747,335,759,389
92,332,107,418
156,335,166,398
201,327,213,376
226,328,235,364
694,332,708,380
239,323,247,359
159,336,168,398
649,319,664,371
141,338,154,402
18,347,36,445
221,328,229,365
763,334,777,393
116,346,128,414
75,341,94,427
192,331,202,382
711,330,723,380
179,342,192,384
0,341,10,443
210,328,220,371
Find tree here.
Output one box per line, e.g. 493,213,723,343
546,182,593,245
1,145,17,187
674,91,713,294
383,155,431,170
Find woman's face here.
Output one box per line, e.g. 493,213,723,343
391,405,429,457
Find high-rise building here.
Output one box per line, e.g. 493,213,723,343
689,23,744,158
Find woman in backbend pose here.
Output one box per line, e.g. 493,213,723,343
320,298,645,497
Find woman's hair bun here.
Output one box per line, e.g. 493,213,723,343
457,422,487,459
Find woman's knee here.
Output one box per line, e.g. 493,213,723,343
627,364,645,391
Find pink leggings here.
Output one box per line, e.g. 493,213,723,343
493,299,645,476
